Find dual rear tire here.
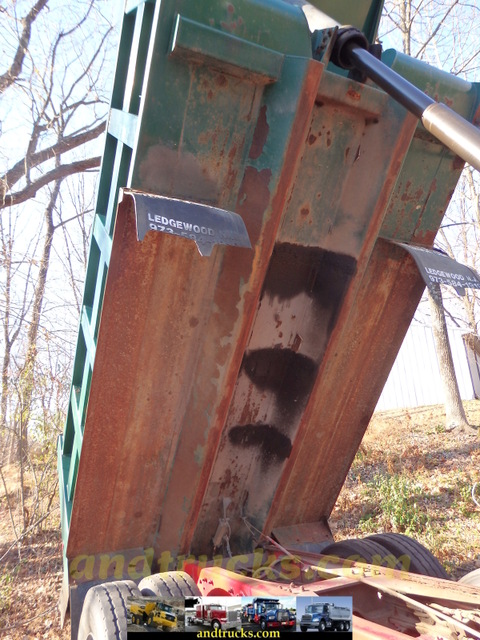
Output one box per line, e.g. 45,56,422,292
77,571,200,640
77,537,450,639
321,533,449,579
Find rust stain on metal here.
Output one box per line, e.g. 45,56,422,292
290,333,302,352
235,166,272,247
347,87,362,101
249,105,269,160
300,206,309,217
67,199,216,557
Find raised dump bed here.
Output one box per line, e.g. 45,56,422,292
57,0,480,637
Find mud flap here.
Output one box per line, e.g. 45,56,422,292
122,189,252,257
393,241,480,296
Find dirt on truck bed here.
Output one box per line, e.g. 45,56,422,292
1,402,479,639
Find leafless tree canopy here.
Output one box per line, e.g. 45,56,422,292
0,0,113,209
0,0,115,537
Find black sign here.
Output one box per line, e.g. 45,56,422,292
395,241,480,296
125,190,252,257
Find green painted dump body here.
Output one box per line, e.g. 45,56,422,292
57,0,479,609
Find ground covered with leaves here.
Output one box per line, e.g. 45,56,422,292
0,464,69,639
330,400,480,578
0,403,479,638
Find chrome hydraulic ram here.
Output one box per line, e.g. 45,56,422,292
329,26,480,173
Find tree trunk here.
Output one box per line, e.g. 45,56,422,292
17,179,61,467
427,283,471,431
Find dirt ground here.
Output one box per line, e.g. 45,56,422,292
330,401,480,578
1,402,479,638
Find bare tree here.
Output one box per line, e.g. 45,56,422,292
0,0,115,535
0,0,49,94
0,1,112,209
380,0,480,427
427,284,472,431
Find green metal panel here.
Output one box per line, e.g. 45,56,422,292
379,49,480,244
382,49,480,120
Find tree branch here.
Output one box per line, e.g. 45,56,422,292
1,120,106,199
1,157,101,209
0,0,49,95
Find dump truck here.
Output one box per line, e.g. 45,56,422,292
57,0,480,638
129,600,177,629
244,597,296,631
300,601,352,632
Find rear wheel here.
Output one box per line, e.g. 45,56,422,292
78,580,142,640
320,538,403,569
458,568,480,586
364,533,449,579
138,570,200,597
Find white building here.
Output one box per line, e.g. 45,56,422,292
376,324,480,411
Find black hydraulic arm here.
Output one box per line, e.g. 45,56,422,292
330,26,480,172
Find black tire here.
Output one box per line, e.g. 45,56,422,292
345,621,350,630
300,626,307,633
211,620,221,630
320,538,404,569
78,580,142,640
365,533,449,579
260,619,267,631
458,568,480,586
319,619,326,631
138,570,200,597
338,622,344,631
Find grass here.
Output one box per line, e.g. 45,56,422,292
358,473,429,535
330,401,480,579
0,570,13,616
